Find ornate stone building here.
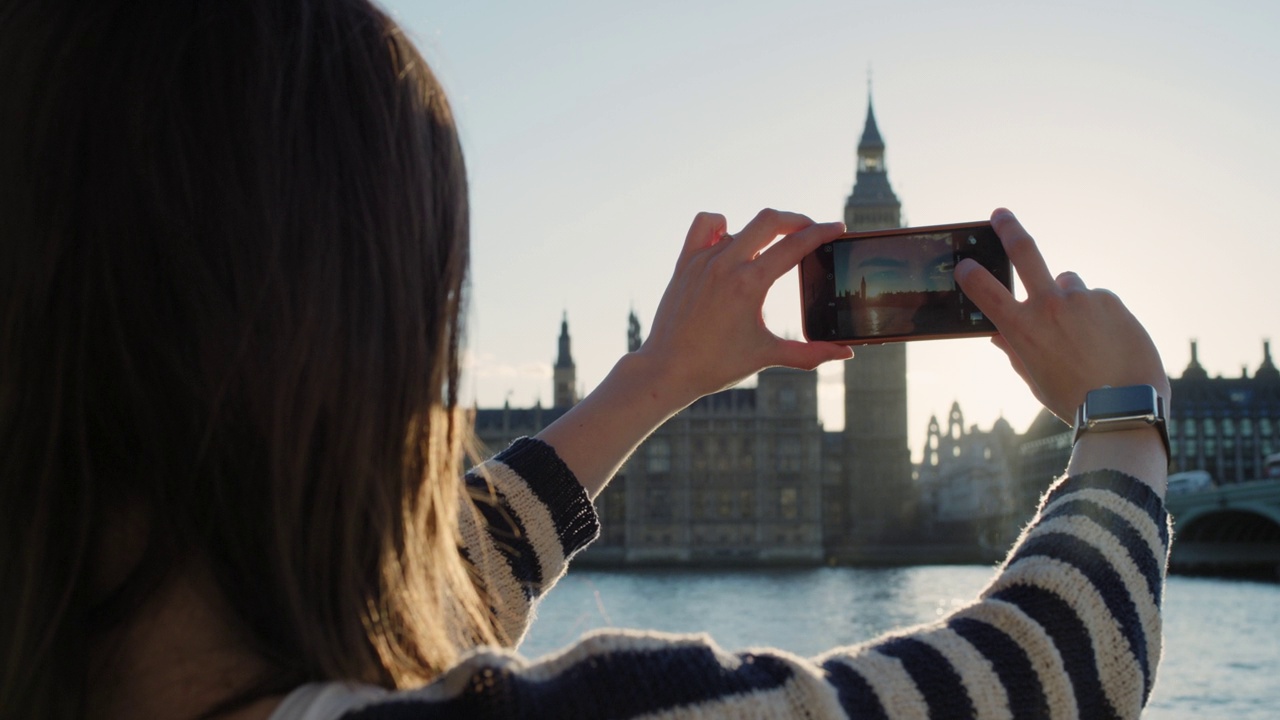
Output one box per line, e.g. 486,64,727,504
477,97,921,564
915,403,1021,557
1014,340,1280,492
598,367,825,564
1168,340,1280,483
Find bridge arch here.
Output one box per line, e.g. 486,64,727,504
1177,509,1280,544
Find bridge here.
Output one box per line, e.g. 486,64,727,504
1165,478,1280,578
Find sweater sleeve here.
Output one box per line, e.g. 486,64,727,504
457,437,601,647
339,467,1168,720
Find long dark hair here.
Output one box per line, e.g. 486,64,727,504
0,1,494,716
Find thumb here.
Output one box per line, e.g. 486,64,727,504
771,339,854,371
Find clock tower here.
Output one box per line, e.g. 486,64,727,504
840,95,912,543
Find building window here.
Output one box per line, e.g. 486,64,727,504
779,387,797,411
780,487,798,520
646,490,671,521
715,440,732,471
739,490,755,519
695,490,712,519
647,438,671,473
718,490,733,518
777,437,801,472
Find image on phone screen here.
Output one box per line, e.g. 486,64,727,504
801,222,1009,344
834,231,964,337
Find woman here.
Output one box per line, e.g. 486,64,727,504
0,1,1171,718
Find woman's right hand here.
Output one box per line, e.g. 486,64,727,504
954,208,1170,424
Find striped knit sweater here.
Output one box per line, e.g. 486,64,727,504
270,437,1172,720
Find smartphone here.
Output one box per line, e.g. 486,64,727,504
800,220,1011,345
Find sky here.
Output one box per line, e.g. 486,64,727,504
381,0,1280,461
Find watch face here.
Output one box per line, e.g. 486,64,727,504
1086,385,1159,421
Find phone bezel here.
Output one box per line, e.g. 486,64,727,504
799,220,1012,346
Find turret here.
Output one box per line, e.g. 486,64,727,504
553,312,578,408
1181,340,1209,381
1257,340,1279,382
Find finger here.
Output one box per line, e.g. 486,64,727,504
769,338,854,371
730,208,817,260
1056,270,1088,292
955,257,1019,330
756,220,846,281
680,212,728,262
991,208,1055,297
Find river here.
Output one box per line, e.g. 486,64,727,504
519,566,1278,719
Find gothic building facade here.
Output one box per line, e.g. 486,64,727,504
477,98,923,564
915,403,1021,556
475,94,1278,564
919,340,1280,560
1167,340,1280,483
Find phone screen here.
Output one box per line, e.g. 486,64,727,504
800,221,1010,344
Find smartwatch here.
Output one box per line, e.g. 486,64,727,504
1072,384,1170,460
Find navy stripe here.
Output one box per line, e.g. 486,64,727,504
821,659,890,720
464,474,541,599
1041,497,1165,604
1011,530,1151,698
948,617,1049,720
492,437,601,556
1042,469,1169,550
993,583,1120,720
876,637,975,720
340,645,795,720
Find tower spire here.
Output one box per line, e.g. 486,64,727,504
553,312,578,408
1258,339,1279,382
1183,339,1208,380
845,87,899,230
627,307,643,353
556,311,573,368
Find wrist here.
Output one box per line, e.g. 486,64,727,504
619,347,709,416
1067,383,1170,497
1068,427,1170,497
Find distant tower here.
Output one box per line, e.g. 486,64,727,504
841,91,912,542
554,312,578,408
627,308,643,353
1183,340,1209,381
1258,340,1279,383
